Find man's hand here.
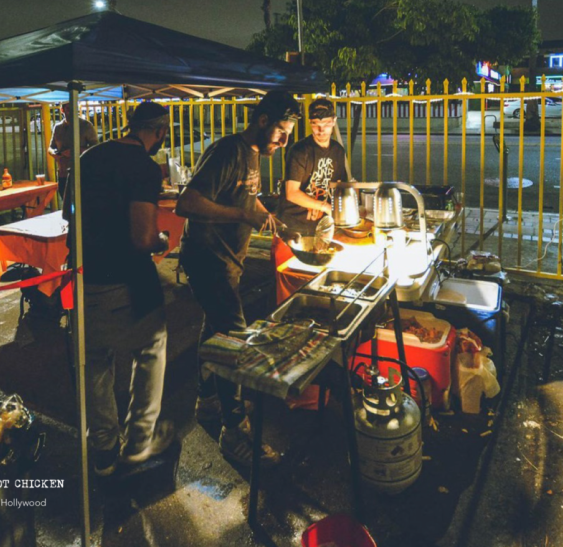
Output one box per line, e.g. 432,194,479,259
279,228,302,245
242,209,271,231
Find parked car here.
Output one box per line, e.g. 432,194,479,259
503,97,562,119
29,115,42,134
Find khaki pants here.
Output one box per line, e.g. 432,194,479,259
84,284,167,453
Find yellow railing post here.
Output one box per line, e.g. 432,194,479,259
179,104,185,167
498,76,506,259
361,81,366,182
517,76,526,268
461,78,467,256
479,77,486,249
346,83,352,172
409,80,414,185
426,79,431,185
42,104,56,184
377,83,382,181
537,74,546,272
393,80,398,181
443,79,449,186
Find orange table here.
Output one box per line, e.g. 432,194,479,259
0,211,68,296
0,201,184,294
0,181,58,218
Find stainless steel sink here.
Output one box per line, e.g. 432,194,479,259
268,293,369,338
303,271,389,301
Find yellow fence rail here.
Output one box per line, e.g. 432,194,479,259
2,74,562,280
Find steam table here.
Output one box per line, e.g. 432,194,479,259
203,275,409,527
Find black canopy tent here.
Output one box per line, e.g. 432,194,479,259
0,11,325,97
0,11,326,546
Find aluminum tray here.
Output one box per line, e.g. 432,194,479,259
302,271,388,302
268,293,370,339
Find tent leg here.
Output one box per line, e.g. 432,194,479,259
68,83,91,547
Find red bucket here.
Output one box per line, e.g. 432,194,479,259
301,514,377,547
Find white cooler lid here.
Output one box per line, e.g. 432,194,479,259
431,278,501,312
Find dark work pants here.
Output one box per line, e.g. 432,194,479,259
180,253,246,429
58,175,68,200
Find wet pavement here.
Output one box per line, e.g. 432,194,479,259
0,241,563,547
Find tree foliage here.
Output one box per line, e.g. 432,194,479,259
246,0,540,90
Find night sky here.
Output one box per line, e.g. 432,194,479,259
0,0,559,47
0,0,288,49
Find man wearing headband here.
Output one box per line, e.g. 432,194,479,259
48,102,98,199
272,98,348,302
176,90,301,468
68,101,175,477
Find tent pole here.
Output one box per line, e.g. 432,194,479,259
68,82,91,547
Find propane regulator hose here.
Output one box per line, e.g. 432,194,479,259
373,356,428,414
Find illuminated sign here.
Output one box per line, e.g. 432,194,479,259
549,54,563,68
476,62,501,82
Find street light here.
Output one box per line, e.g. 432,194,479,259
93,0,118,11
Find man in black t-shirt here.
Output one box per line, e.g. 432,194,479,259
70,102,174,477
278,98,348,236
273,98,349,302
176,90,301,468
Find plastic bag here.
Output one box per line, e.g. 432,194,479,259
454,346,500,413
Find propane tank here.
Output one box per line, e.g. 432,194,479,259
354,366,422,495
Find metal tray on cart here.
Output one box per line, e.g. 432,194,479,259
302,270,389,302
268,293,371,339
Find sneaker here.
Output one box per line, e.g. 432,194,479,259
219,417,281,468
195,394,221,423
195,395,254,423
121,420,175,465
93,440,120,477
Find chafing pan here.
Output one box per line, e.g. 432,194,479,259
303,271,389,302
268,293,369,338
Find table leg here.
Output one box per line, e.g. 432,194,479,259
248,392,264,527
389,288,411,395
340,343,365,523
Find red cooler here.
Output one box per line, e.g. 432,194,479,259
351,310,456,409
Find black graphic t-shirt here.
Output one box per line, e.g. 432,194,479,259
278,135,347,235
180,134,260,276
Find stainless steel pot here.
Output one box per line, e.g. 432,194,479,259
332,186,360,228
288,237,344,266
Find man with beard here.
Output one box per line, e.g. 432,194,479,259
71,102,175,477
48,102,98,199
175,90,301,468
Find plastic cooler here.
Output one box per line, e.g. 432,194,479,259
351,309,455,409
413,278,504,370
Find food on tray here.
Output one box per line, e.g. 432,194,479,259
386,316,444,344
318,281,377,299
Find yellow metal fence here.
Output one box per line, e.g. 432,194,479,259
2,76,562,279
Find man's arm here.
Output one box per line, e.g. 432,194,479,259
285,180,331,214
130,201,168,253
48,126,60,158
175,187,269,231
82,122,99,150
